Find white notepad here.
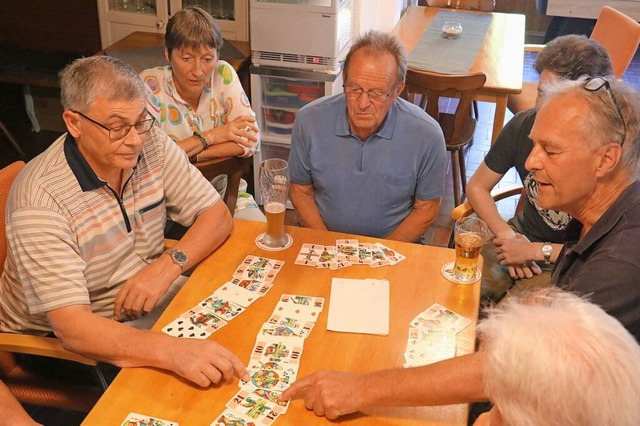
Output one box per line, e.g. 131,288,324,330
327,278,389,335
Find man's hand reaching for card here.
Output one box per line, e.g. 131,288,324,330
165,338,249,387
279,370,368,420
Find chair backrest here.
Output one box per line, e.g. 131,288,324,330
425,0,495,12
404,69,486,144
0,161,25,275
194,156,249,214
590,6,640,79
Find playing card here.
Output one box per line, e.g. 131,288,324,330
252,389,290,412
229,277,274,296
403,327,456,367
336,239,359,262
161,307,227,339
356,243,373,265
314,245,337,269
121,412,178,426
265,314,315,338
411,304,472,334
330,259,352,270
373,242,406,265
233,255,284,283
294,243,322,267
369,244,391,268
210,409,256,426
240,361,298,392
279,294,325,310
226,389,285,425
197,295,245,321
250,335,305,365
214,283,260,307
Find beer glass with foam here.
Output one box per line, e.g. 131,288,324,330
453,217,488,282
259,159,289,248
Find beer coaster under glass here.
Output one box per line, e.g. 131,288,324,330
441,262,481,284
255,233,293,251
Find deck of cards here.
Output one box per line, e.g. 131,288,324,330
211,294,325,425
403,304,471,368
161,255,285,340
295,240,405,270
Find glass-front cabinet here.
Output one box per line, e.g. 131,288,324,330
97,0,248,49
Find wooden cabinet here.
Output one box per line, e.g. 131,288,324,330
97,0,248,49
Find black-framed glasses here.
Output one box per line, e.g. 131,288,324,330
343,84,395,103
583,76,627,146
73,110,155,142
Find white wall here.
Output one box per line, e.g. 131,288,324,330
353,0,406,35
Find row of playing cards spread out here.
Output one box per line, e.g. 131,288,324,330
403,304,472,368
120,256,287,426
161,255,284,340
295,239,406,270
212,294,325,426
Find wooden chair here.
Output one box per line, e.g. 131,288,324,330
194,156,249,214
508,6,640,114
0,161,104,413
404,69,487,206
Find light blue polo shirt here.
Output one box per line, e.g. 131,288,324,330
289,94,446,239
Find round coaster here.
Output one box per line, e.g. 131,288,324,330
255,233,293,251
441,261,481,284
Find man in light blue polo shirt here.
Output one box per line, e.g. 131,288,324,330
288,30,446,242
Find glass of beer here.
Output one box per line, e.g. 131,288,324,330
259,159,289,248
453,217,488,282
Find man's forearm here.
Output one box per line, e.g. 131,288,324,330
290,184,328,230
386,199,439,242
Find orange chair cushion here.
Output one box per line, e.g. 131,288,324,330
0,161,25,271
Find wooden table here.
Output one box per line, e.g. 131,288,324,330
393,6,525,143
100,31,251,90
82,221,481,425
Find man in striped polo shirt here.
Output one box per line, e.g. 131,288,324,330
0,56,248,387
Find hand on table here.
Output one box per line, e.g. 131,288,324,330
279,371,368,420
113,260,176,321
493,233,542,279
204,115,258,148
165,338,249,387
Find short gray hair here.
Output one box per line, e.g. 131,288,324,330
59,56,146,112
343,30,407,86
540,76,640,175
480,288,640,426
165,6,223,57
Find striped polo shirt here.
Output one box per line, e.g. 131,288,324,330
0,127,219,334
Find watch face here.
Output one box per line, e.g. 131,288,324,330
542,245,552,257
172,250,188,265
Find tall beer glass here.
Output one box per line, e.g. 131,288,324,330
453,217,488,282
259,159,289,248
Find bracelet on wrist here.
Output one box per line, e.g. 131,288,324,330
193,131,209,150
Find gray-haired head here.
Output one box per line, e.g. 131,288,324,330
540,76,640,176
343,30,407,86
59,55,146,112
535,34,613,79
165,6,223,57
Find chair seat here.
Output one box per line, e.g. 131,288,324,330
439,112,477,149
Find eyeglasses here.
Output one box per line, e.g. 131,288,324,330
73,110,155,142
583,76,627,146
343,85,395,103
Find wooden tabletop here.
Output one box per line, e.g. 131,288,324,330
393,6,525,143
82,220,481,426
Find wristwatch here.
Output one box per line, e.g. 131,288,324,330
165,248,188,273
541,243,553,265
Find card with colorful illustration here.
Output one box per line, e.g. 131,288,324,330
314,245,337,269
251,389,290,412
265,314,315,338
336,239,359,262
197,295,245,322
294,243,323,267
369,244,391,268
233,256,284,283
356,243,373,265
214,283,260,308
210,409,256,426
120,412,178,426
161,307,227,339
225,389,285,425
250,335,304,365
278,294,325,310
411,304,471,334
373,242,406,265
240,361,298,393
229,277,274,296
329,259,352,270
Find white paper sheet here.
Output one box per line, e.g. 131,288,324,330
327,278,389,335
